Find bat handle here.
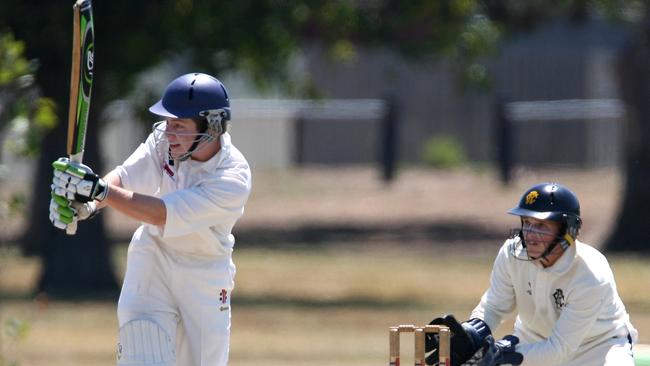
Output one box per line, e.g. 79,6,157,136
66,156,82,235
66,220,78,235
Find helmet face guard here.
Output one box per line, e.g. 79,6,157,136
149,73,231,161
507,183,581,261
152,121,217,162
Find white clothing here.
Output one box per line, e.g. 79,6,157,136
471,238,637,366
115,127,251,366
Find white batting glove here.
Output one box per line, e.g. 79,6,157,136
52,157,109,202
49,192,76,230
49,191,97,231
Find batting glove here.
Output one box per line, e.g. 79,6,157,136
49,192,77,230
49,191,97,231
52,157,108,202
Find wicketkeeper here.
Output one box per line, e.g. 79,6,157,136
50,73,252,366
425,183,638,366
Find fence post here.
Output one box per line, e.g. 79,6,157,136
380,95,398,183
294,112,305,166
495,98,512,185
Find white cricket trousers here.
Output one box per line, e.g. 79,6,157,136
117,237,235,366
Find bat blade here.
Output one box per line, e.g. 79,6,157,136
65,0,94,235
67,0,94,163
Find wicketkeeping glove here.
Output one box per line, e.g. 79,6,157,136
478,335,523,366
52,157,108,202
425,314,491,366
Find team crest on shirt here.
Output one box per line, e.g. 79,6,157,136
552,289,566,310
219,289,229,311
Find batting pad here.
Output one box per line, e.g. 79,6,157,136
117,319,175,366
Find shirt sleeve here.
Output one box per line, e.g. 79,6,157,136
158,164,251,238
470,242,517,331
516,279,609,366
114,132,162,195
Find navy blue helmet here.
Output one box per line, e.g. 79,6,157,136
149,73,231,121
509,182,582,248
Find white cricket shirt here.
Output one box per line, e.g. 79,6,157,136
471,238,637,366
114,126,252,258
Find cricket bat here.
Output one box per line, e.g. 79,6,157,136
66,0,94,235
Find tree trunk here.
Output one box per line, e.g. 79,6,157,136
21,65,119,297
604,19,650,253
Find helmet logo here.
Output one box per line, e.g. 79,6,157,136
525,191,539,205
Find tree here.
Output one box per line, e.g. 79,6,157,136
604,8,650,252
475,0,650,253
0,1,499,296
0,31,56,242
3,0,645,297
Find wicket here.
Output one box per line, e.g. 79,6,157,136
389,324,451,366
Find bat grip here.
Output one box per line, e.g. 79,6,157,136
66,219,78,235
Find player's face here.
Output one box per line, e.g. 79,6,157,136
164,118,200,158
521,217,562,259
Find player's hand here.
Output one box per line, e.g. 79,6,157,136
478,335,523,366
52,157,108,202
425,314,491,366
49,191,77,230
49,191,97,231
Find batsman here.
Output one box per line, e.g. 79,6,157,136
425,183,637,366
49,73,252,366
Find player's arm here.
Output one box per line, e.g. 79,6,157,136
470,242,517,329
102,182,166,226
156,167,251,238
92,168,166,226
94,169,121,210
51,161,166,227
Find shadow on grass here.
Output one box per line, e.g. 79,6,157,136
234,220,504,247
0,291,434,310
232,293,432,310
0,289,118,302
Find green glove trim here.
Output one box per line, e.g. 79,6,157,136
51,192,70,207
52,158,87,178
57,205,75,220
65,164,88,178
52,159,68,171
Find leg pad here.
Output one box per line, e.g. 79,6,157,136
117,319,175,366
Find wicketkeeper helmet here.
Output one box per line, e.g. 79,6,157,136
508,182,582,250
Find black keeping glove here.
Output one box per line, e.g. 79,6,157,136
478,335,523,366
424,314,492,366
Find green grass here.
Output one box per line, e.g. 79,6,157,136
1,244,649,366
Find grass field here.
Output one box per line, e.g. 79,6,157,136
1,243,649,366
1,166,646,365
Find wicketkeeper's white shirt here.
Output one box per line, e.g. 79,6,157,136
471,238,638,366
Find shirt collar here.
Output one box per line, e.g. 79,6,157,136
188,132,232,172
543,239,578,274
